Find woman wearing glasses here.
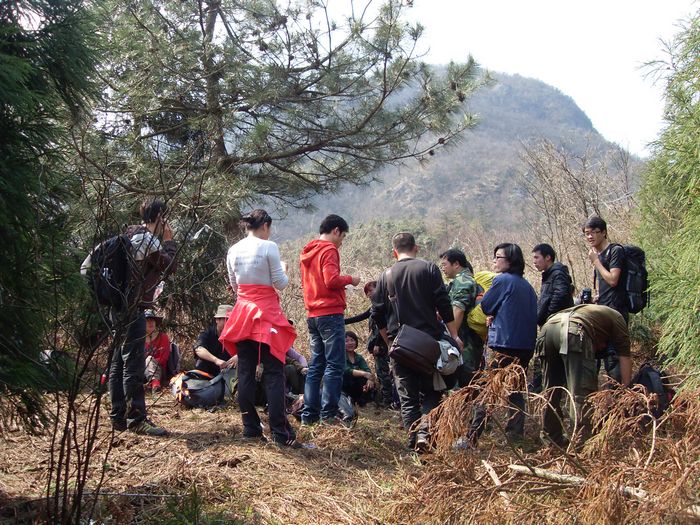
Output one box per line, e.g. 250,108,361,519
467,243,537,445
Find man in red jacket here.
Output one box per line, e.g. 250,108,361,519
300,215,361,425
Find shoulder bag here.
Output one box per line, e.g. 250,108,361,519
385,268,440,375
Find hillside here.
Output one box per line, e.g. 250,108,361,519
273,72,638,240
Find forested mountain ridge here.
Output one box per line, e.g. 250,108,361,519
274,72,636,239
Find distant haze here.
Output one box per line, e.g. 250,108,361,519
401,0,696,157
272,73,643,241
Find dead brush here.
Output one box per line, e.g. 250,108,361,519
664,389,700,444
393,363,700,524
584,384,668,456
427,363,527,452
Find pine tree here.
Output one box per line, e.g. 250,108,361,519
638,10,700,378
72,0,489,326
0,1,98,429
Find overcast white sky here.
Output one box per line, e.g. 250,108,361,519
398,0,697,156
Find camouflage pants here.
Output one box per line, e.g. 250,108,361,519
374,352,394,406
539,321,598,445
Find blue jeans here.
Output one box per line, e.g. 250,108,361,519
302,314,345,423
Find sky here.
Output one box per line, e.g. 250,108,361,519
398,0,697,157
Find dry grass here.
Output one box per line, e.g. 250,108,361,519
1,369,699,524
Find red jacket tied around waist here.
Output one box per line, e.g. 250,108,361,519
219,284,296,364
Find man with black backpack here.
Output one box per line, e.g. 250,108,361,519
108,199,177,436
583,216,627,382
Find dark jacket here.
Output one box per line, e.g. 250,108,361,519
537,262,574,327
480,272,537,352
126,225,178,308
345,308,388,355
193,326,227,378
371,257,453,340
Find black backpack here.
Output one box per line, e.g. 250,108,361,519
171,369,236,409
632,362,674,419
620,244,649,314
85,234,133,308
612,244,650,314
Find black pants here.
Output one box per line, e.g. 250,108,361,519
342,375,374,406
237,340,295,444
284,364,305,396
470,348,533,439
109,310,148,427
392,360,441,445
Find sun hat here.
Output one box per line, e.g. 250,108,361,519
214,304,234,318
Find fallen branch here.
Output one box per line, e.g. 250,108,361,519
481,460,511,510
508,464,700,520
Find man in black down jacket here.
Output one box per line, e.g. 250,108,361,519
533,244,574,327
531,244,574,393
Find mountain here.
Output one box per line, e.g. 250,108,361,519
272,72,634,240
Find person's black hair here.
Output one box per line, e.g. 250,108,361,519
140,199,168,223
240,209,272,231
582,216,608,237
532,243,556,262
345,331,359,346
319,214,349,235
494,242,525,276
439,248,473,273
392,232,416,253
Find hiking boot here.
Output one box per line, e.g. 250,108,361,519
129,418,168,437
414,436,431,454
453,436,476,451
151,379,161,392
112,419,127,432
540,431,569,450
242,434,268,444
321,415,353,429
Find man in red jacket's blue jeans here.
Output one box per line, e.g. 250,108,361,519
300,215,360,425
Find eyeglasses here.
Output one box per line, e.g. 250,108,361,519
493,255,508,260
583,229,602,236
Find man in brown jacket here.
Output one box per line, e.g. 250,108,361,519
538,304,631,447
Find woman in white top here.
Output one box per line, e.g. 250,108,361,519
219,209,300,447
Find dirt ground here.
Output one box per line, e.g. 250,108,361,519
2,379,699,524
0,393,422,524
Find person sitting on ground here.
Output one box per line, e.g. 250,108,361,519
345,281,395,408
342,331,376,406
193,304,237,378
285,346,308,396
144,309,171,391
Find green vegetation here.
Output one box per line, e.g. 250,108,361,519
638,10,700,379
0,0,99,429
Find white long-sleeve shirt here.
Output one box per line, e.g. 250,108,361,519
226,235,288,292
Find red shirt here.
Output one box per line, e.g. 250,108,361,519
299,239,352,318
145,332,171,369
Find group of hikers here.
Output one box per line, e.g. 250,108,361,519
100,199,635,452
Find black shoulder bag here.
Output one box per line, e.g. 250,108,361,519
385,268,440,375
